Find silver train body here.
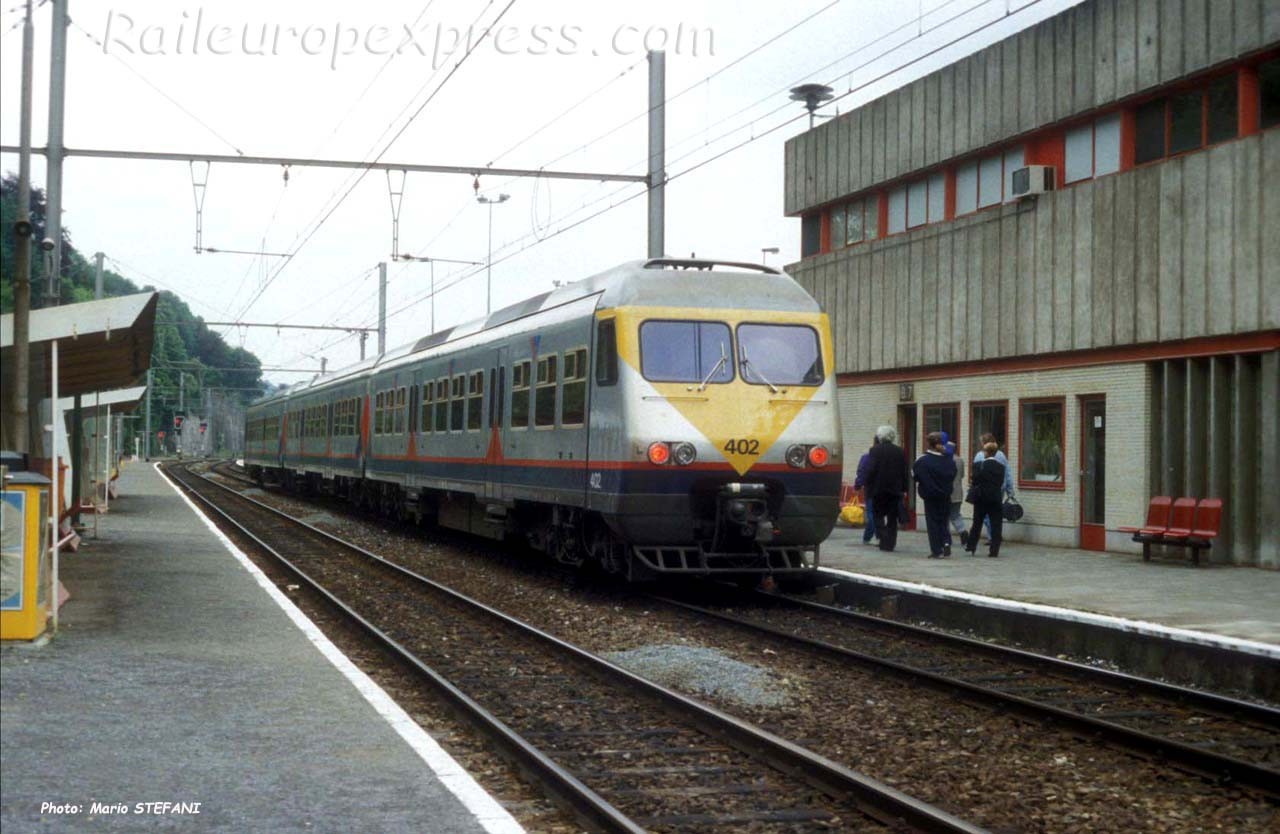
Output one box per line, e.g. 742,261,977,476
244,259,842,578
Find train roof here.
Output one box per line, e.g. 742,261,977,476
248,258,816,408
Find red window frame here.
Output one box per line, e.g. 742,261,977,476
1131,69,1242,168
1017,396,1067,491
922,402,960,453
969,399,1009,463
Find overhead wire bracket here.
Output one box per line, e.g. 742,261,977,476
386,169,407,260
189,160,210,253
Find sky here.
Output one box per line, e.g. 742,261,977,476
1,0,1081,385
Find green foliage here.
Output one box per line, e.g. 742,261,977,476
2,173,269,447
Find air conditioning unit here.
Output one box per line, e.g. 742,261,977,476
1011,165,1055,198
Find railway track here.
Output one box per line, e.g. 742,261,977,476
167,463,985,834
653,588,1280,798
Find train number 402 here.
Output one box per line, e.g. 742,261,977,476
723,438,760,455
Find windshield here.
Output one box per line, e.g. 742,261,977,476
640,320,733,384
737,323,823,387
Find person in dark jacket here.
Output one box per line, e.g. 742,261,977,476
864,425,908,552
854,436,878,544
913,432,958,558
966,442,1007,558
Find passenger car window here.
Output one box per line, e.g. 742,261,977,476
639,320,732,384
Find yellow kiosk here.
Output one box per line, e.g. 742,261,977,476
1,466,51,641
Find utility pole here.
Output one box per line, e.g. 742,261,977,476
647,50,666,259
144,368,152,460
4,0,35,453
94,251,105,299
44,0,68,302
179,372,184,412
476,194,510,315
377,261,387,355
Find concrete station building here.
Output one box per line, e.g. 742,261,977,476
783,0,1280,567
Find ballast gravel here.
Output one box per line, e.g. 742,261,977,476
604,644,795,708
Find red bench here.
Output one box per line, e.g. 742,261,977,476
1120,496,1223,566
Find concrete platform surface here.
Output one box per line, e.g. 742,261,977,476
821,525,1280,649
1,462,522,833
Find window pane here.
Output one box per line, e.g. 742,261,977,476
1206,75,1237,144
887,186,907,234
927,173,946,223
1262,58,1280,129
1064,123,1093,183
562,381,586,425
906,179,927,228
451,378,464,430
467,373,483,430
978,154,1003,207
737,324,823,386
595,320,618,386
534,357,557,427
923,405,959,452
830,205,845,248
640,321,732,383
1002,146,1024,203
955,161,978,215
436,384,449,431
1134,98,1166,164
801,213,821,256
511,389,529,428
864,197,879,239
1019,401,1064,483
1094,113,1121,176
846,200,864,244
1169,90,1202,155
970,403,1007,461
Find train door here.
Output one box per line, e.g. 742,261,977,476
487,345,508,501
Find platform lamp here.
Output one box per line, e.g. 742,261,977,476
397,254,484,333
476,193,511,316
761,247,780,266
789,83,834,128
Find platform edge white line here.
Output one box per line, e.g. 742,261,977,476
818,566,1280,660
156,464,525,834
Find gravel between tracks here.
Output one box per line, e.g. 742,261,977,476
205,469,1279,834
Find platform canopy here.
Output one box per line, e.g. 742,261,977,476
58,385,147,415
1,292,157,397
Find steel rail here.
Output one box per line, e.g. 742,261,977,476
174,463,988,834
165,463,644,834
652,594,1280,798
766,591,1280,727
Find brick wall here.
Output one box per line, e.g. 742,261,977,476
838,362,1151,551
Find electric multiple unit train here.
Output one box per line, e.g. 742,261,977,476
243,258,842,579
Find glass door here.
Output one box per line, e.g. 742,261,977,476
1079,396,1106,551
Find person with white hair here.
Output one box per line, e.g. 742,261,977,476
864,424,908,551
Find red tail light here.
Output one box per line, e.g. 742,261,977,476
647,442,671,465
807,445,829,467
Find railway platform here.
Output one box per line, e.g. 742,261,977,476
818,525,1280,697
0,462,522,833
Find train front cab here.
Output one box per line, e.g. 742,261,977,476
590,304,842,579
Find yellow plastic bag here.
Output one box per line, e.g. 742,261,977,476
839,503,865,527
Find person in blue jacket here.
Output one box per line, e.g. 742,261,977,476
913,431,957,558
854,436,878,544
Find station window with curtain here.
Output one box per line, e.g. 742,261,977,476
1018,398,1065,487
1134,74,1238,165
838,195,878,246
1064,113,1121,183
922,403,959,452
970,401,1007,461
887,186,907,234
